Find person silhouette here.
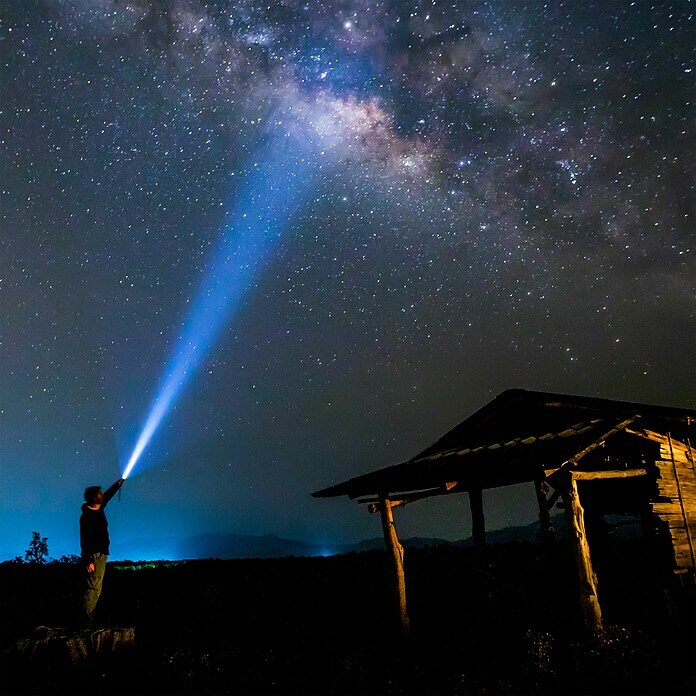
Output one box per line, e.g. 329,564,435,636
80,477,124,624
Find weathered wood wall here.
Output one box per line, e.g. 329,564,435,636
648,430,696,573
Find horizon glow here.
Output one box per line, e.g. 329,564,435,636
122,120,327,479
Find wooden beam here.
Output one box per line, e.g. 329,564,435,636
545,488,562,511
570,468,648,481
563,416,638,468
563,477,603,633
468,487,486,549
534,479,555,544
378,496,410,638
546,417,639,492
358,482,461,508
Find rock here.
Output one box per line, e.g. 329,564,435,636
13,625,135,667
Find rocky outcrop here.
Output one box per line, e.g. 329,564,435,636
12,625,135,667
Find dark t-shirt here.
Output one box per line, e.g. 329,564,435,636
80,480,121,561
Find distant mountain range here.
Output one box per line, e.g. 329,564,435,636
109,514,577,562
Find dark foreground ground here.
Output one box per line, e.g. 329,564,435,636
1,541,694,695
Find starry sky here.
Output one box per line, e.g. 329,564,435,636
1,0,694,561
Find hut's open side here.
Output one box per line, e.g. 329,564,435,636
312,389,696,634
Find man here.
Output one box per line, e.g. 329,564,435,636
80,477,124,624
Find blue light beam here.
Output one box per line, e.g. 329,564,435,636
122,125,323,479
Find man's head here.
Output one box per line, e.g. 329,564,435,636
84,486,104,507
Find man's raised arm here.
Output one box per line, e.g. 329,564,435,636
102,478,125,507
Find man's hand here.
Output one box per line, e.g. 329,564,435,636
118,478,124,486
86,562,95,574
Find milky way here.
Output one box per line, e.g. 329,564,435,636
1,0,694,559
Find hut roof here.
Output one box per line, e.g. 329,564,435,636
312,389,695,501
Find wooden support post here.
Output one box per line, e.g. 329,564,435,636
563,477,603,633
534,479,555,544
378,496,410,638
468,487,486,549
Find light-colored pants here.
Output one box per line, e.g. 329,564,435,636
83,552,107,622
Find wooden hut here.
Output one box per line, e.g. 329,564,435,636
312,389,696,635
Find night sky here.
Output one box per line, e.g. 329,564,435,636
2,0,694,561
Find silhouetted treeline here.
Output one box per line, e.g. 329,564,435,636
1,541,693,695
